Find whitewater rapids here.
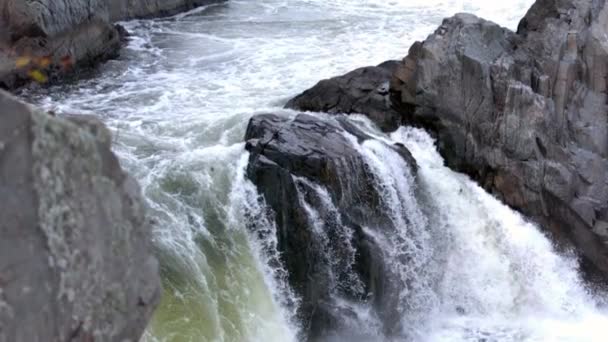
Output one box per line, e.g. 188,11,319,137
20,0,608,341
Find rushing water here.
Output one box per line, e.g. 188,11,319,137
20,0,608,341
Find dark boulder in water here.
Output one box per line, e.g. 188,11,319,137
285,61,404,132
245,113,429,340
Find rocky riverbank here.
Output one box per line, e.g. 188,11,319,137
288,0,608,281
0,90,161,341
0,0,225,89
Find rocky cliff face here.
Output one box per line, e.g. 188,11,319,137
390,0,608,280
0,0,225,89
286,0,608,281
0,90,161,341
245,113,426,340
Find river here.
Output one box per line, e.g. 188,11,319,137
20,0,608,341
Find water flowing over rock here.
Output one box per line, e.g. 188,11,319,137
245,113,438,340
286,0,608,282
0,0,226,89
0,91,161,341
390,0,608,279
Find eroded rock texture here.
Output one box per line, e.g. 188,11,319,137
0,90,161,341
390,1,608,279
245,113,422,340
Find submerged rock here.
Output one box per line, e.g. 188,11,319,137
0,91,161,340
245,113,424,340
390,1,608,279
285,61,404,131
0,0,226,89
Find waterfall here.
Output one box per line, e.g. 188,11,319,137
351,136,441,321
295,177,384,339
21,0,608,340
389,125,608,342
244,114,608,341
137,114,608,342
140,146,299,342
227,153,301,341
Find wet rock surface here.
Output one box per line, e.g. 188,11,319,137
0,0,226,89
245,113,419,341
285,61,404,131
286,0,608,281
390,1,608,279
0,90,161,341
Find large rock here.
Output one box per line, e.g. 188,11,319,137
286,61,404,132
245,113,428,340
0,0,225,89
390,0,608,280
0,90,161,341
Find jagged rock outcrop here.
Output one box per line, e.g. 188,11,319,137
0,0,225,89
284,0,608,281
0,90,161,341
390,0,608,279
285,61,404,131
245,113,422,340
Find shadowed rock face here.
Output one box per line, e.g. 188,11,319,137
390,0,608,280
285,61,404,132
0,90,161,341
245,113,419,341
0,0,226,89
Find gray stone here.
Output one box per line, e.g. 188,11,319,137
285,61,404,131
390,0,608,279
287,0,608,282
0,0,226,89
0,90,161,341
245,113,418,340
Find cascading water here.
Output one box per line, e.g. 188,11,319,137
294,177,383,338
390,126,608,342
295,176,364,299
348,133,441,333
346,116,608,341
19,0,608,341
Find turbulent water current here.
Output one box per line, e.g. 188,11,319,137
20,0,608,341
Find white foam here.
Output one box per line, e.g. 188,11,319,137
390,126,608,342
22,1,559,341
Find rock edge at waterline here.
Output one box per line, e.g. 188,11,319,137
0,0,226,89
